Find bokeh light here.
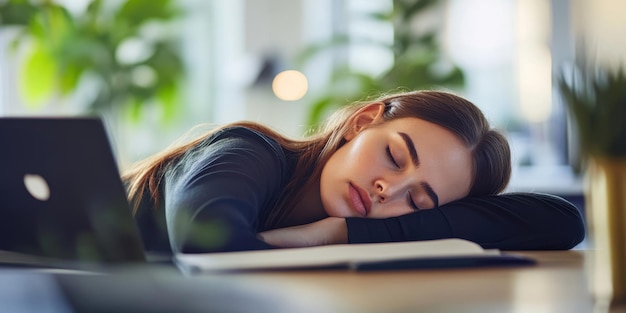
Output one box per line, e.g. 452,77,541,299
272,70,308,101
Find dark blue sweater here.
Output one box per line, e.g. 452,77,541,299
133,127,585,254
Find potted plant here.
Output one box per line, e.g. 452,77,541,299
559,63,626,304
299,0,464,127
0,0,184,123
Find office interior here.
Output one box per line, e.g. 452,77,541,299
1,0,622,240
1,0,625,311
1,0,621,196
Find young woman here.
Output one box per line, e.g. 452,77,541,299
124,90,585,254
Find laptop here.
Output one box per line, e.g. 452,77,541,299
0,117,147,264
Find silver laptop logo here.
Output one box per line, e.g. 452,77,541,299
23,174,51,201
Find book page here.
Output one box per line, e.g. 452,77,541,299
176,238,496,272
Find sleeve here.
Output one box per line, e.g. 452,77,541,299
345,192,586,250
164,128,287,253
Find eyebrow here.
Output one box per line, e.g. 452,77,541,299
398,132,419,167
398,132,439,208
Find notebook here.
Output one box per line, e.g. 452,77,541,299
0,117,146,265
176,238,535,273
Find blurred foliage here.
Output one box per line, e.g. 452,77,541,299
559,63,626,157
299,0,465,127
0,0,185,122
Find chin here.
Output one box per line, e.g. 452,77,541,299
324,205,349,218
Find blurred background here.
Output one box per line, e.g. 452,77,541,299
1,0,624,199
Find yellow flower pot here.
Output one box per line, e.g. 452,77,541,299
585,157,626,304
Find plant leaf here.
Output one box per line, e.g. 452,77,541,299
58,63,83,95
19,43,57,108
558,66,626,157
157,81,179,123
0,0,38,26
307,96,335,127
116,0,178,26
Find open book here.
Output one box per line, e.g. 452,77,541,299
175,238,535,273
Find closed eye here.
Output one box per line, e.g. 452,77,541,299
386,146,399,168
407,193,420,211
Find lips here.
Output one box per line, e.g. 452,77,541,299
348,183,372,217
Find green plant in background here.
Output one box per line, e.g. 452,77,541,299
0,0,184,122
559,61,626,305
559,64,626,158
299,0,464,127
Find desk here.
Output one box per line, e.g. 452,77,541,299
2,250,626,313
203,250,623,313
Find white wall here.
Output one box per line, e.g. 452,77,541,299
573,0,626,68
242,0,310,137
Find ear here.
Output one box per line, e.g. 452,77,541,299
344,102,385,141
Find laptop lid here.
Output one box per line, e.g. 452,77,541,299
0,117,146,263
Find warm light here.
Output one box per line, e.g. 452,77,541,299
272,70,308,101
446,0,515,68
516,0,552,123
518,47,552,123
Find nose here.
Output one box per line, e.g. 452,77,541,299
375,179,402,203
375,182,384,202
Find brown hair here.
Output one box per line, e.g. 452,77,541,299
123,90,510,229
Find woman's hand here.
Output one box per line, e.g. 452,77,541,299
258,217,348,248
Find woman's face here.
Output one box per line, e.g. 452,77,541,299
320,105,473,218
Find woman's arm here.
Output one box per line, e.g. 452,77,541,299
261,193,585,250
164,127,289,253
346,192,585,250
258,217,347,248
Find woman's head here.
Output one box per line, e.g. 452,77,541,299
126,89,509,228
314,90,511,218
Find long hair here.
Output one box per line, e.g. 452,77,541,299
123,90,510,229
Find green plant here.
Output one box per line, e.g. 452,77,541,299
299,0,464,127
559,65,626,157
0,0,184,122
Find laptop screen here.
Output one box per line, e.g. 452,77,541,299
0,117,146,263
